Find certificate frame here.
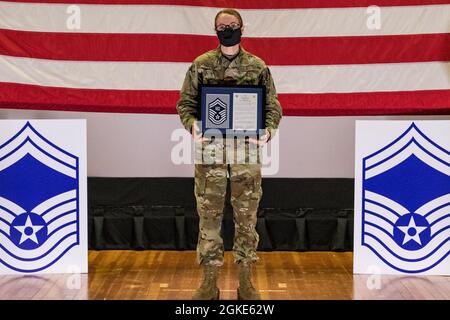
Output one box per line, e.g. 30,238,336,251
199,84,266,137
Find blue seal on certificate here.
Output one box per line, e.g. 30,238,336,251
199,85,266,138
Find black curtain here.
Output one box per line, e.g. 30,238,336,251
88,178,354,251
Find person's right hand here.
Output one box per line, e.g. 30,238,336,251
192,121,208,142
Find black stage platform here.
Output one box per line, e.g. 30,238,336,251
88,178,354,251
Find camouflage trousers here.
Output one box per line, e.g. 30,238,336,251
194,139,262,266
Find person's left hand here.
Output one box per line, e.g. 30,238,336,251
248,129,270,145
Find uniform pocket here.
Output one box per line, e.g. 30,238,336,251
202,69,220,84
194,166,207,197
250,165,262,201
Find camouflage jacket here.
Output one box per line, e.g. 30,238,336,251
176,45,283,140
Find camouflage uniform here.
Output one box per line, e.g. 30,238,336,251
176,45,282,267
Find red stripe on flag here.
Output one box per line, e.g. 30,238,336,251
1,30,449,65
3,0,450,8
1,82,449,116
279,91,450,116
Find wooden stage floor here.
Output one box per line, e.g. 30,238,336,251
1,250,450,300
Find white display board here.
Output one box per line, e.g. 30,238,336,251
0,120,87,274
354,120,450,275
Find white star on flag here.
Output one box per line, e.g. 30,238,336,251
398,216,427,246
14,215,44,245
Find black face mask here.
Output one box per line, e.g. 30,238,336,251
216,27,242,47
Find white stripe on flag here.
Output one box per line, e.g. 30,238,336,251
1,55,449,93
0,2,449,36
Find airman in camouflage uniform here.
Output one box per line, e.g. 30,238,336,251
176,9,282,300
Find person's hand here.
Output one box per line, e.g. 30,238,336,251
191,121,208,142
248,129,270,145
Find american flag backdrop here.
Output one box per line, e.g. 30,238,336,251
0,0,449,116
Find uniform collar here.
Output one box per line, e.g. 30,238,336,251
216,44,245,63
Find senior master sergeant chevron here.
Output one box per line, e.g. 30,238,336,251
176,8,282,300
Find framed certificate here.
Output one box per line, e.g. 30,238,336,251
199,85,266,137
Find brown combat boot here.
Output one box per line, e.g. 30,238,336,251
237,261,261,300
192,264,220,300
